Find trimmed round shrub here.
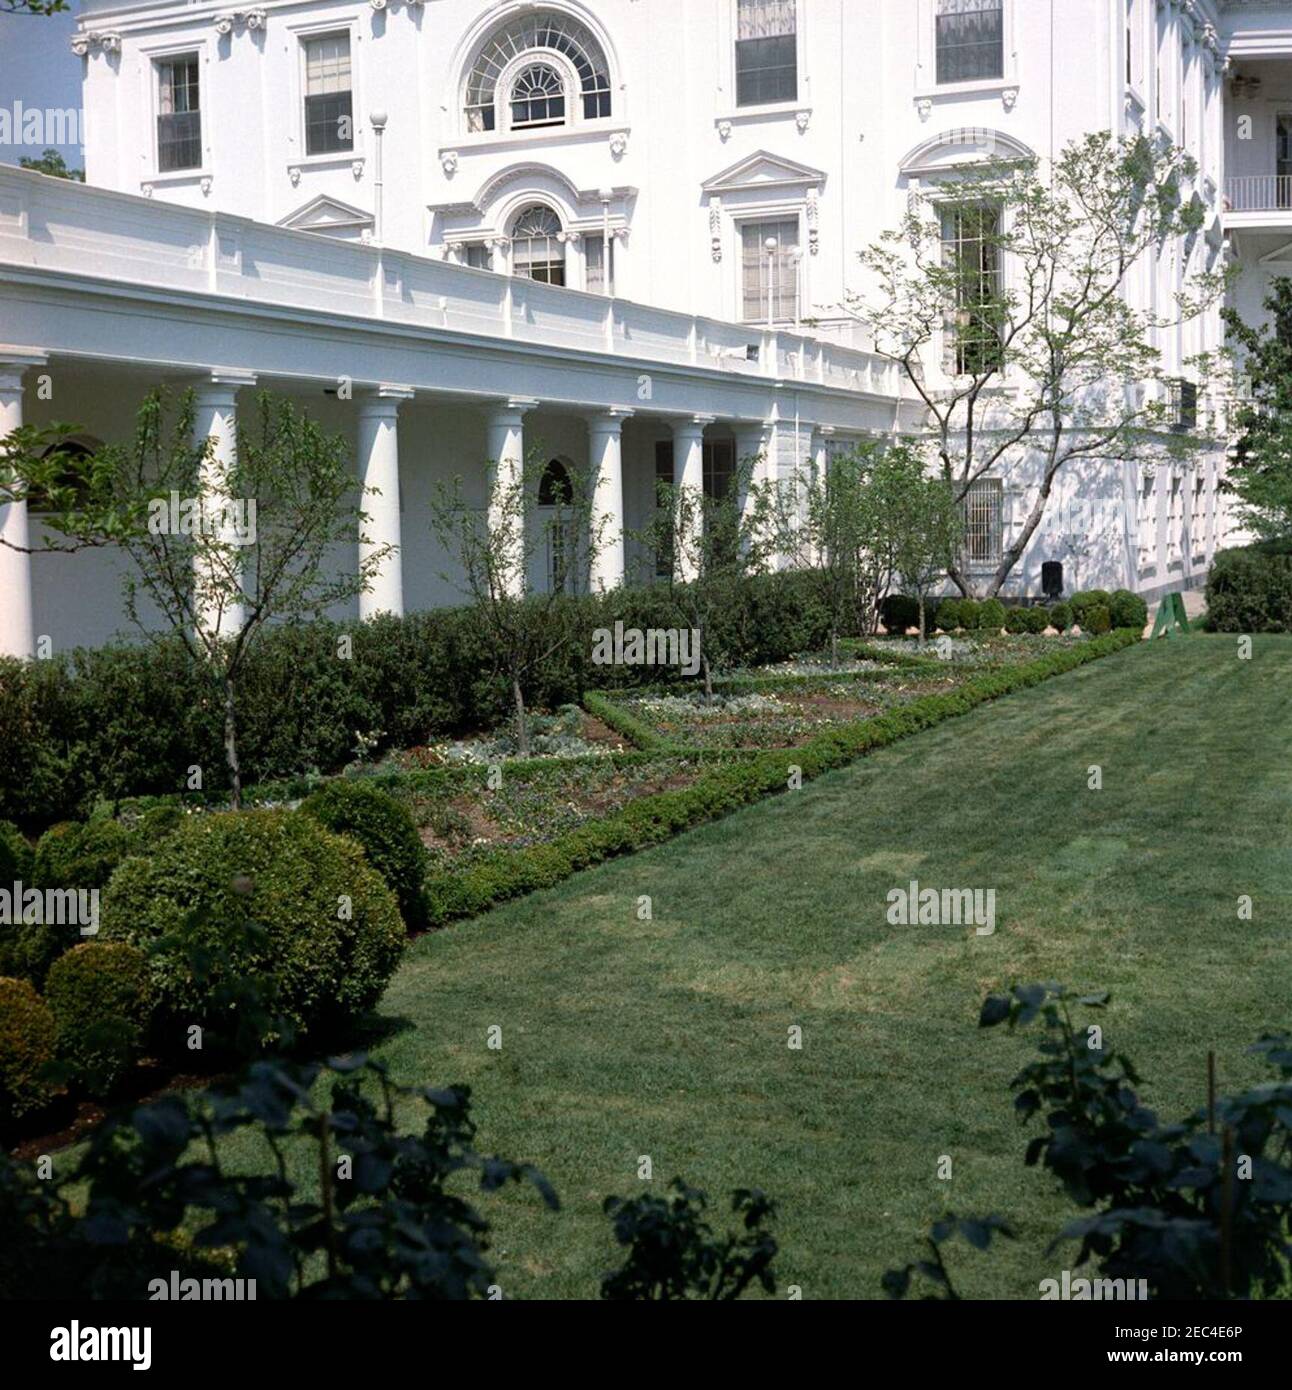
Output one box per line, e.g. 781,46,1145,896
1206,542,1292,632
1024,606,1052,634
100,810,406,1047
34,818,137,892
1004,606,1031,633
1049,602,1074,632
879,595,922,634
0,820,33,884
1109,589,1148,631
958,599,982,631
976,598,1008,632
0,976,61,1122
934,598,963,631
1070,590,1111,624
45,942,152,1098
1084,604,1113,636
298,780,426,928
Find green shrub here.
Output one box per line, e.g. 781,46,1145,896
1049,602,1074,632
45,942,152,1098
934,598,963,631
298,780,426,928
1084,604,1113,636
1069,590,1112,624
1205,543,1292,632
100,810,406,1049
879,595,921,634
0,821,32,885
0,976,61,1122
1024,607,1052,634
1004,607,1031,634
33,819,136,892
957,600,982,631
1108,589,1148,631
976,599,1007,632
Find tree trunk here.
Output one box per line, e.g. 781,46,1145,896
513,677,530,757
702,654,714,706
223,675,243,811
830,627,840,670
917,595,927,650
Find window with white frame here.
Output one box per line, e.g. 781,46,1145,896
303,33,353,156
464,11,611,134
940,202,1004,375
962,478,1003,567
1137,471,1156,569
511,205,566,285
736,0,798,107
936,0,1003,86
462,242,493,271
741,218,800,323
1167,474,1183,562
585,234,615,295
1125,0,1139,89
157,55,201,172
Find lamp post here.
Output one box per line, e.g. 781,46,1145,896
600,186,614,296
370,109,387,245
765,235,779,327
789,245,803,330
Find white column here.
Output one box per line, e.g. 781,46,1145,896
733,420,772,526
485,398,535,599
588,409,632,593
191,370,256,639
0,349,47,660
357,385,413,620
671,415,711,582
810,426,834,486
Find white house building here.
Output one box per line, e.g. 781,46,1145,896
0,0,1282,655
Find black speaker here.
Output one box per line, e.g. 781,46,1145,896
1042,562,1064,602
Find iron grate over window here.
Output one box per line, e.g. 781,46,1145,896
962,478,1004,567
936,0,1004,85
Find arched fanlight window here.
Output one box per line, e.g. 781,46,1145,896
537,457,573,507
511,205,566,285
511,62,566,129
30,438,99,512
465,10,612,133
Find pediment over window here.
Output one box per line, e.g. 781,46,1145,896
899,129,1035,180
702,150,826,197
278,195,374,241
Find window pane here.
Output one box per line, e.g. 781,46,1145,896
512,205,566,286
464,243,492,271
736,35,797,106
936,0,1004,85
510,62,566,128
962,480,1003,565
304,35,353,154
157,56,201,171
741,218,799,322
941,204,1003,373
586,235,615,295
466,12,611,132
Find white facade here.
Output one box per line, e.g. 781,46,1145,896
0,0,1278,656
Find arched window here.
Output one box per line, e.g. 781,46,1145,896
537,458,573,507
511,205,566,285
30,439,98,513
465,10,612,134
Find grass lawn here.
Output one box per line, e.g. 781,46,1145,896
232,634,1292,1298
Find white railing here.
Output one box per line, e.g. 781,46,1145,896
1224,175,1292,213
0,166,899,398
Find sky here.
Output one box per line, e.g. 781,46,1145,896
0,9,86,169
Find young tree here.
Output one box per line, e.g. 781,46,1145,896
634,455,774,701
846,131,1225,597
888,460,964,649
428,452,602,756
1221,277,1292,542
0,389,390,807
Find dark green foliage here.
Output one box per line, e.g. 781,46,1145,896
601,1179,777,1300
1004,606,1031,634
0,1053,559,1299
424,631,1138,927
298,780,427,928
1023,606,1052,634
0,977,60,1124
934,598,964,630
1108,589,1148,631
879,595,921,633
100,810,406,1049
45,942,152,1098
1,573,840,826
34,818,136,891
976,598,1007,631
1205,542,1292,632
0,820,32,883
888,986,1292,1301
1083,604,1113,635
957,599,982,630
1069,590,1112,625
881,1215,1015,1300
1049,602,1074,632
